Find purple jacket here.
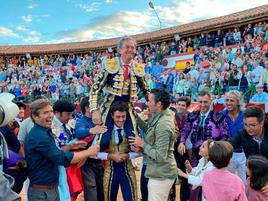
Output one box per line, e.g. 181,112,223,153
180,110,230,148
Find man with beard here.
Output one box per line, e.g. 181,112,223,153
178,91,230,166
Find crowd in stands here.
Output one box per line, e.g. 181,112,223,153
0,21,268,104
0,20,268,201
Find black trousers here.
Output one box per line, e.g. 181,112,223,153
192,147,202,167
174,151,190,201
140,165,149,201
81,160,104,201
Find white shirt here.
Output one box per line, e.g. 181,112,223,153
187,157,214,201
114,125,124,145
93,126,141,160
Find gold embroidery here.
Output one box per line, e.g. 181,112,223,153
105,58,120,73
132,61,145,77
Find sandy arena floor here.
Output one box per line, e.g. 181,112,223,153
21,158,180,201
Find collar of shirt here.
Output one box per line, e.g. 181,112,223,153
200,110,210,119
53,116,64,129
114,125,124,131
224,110,244,137
119,58,133,66
252,130,264,142
34,123,52,134
252,135,263,144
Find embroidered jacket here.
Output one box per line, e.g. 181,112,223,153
180,110,230,149
89,57,148,112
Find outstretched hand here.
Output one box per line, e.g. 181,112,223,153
69,141,88,150
185,160,192,173
177,168,188,179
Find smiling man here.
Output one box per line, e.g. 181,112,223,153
89,36,148,150
178,90,230,166
231,106,268,159
24,99,100,201
222,90,246,182
231,106,268,197
129,88,177,201
102,101,138,201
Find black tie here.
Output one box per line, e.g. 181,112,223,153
117,129,123,145
63,124,72,141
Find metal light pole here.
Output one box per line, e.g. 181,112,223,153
148,1,162,29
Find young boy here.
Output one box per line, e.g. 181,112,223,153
202,141,247,201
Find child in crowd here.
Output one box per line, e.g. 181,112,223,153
177,140,214,201
246,155,268,201
202,141,247,201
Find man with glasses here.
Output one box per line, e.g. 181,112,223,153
231,106,268,197
231,106,268,159
178,90,230,166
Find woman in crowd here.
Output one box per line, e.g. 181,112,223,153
246,155,268,201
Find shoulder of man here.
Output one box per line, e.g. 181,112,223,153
77,115,93,125
211,110,227,123
104,58,120,74
188,111,200,122
132,61,145,77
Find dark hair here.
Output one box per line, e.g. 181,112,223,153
244,106,265,123
150,88,170,110
247,155,268,190
15,102,26,109
198,90,211,98
53,100,75,113
176,96,191,107
170,96,177,104
110,101,129,115
209,141,233,169
80,96,89,115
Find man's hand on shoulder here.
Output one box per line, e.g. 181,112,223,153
68,141,88,150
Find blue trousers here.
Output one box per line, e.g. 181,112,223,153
104,160,137,201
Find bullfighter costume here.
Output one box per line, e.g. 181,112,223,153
89,57,148,150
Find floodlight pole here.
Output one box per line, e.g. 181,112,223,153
149,1,162,29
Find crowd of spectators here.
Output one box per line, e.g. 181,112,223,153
1,20,268,201
0,21,267,104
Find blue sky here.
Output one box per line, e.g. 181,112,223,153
0,0,267,45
